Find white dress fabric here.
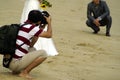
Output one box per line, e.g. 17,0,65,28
20,0,59,56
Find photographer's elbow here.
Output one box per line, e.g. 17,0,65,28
47,33,52,38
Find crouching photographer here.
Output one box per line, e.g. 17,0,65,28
9,10,52,79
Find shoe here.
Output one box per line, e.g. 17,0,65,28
106,32,111,37
93,28,100,34
93,31,98,34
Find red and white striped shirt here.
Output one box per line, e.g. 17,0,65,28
13,21,43,59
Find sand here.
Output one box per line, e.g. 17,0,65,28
0,0,120,80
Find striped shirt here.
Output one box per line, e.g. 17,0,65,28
13,21,43,59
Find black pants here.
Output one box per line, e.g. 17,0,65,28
86,16,112,33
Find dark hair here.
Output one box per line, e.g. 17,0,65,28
28,10,47,24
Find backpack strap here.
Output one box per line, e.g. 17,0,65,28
16,23,32,49
17,37,32,49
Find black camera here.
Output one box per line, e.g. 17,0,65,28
42,11,50,17
40,11,50,25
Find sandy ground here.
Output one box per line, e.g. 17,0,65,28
0,0,120,80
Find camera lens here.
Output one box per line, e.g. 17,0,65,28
42,11,49,17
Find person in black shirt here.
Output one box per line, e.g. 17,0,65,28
86,0,112,36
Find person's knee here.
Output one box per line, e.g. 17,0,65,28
106,15,112,22
105,15,112,26
86,20,92,27
39,50,48,57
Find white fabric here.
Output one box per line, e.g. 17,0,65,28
20,0,59,56
20,0,40,23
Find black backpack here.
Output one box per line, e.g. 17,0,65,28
0,24,20,55
0,24,21,68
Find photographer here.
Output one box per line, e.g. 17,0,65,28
9,10,52,79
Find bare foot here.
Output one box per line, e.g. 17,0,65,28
19,72,33,79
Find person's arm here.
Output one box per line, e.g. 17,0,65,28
30,36,38,47
97,1,110,21
87,3,100,26
87,3,95,22
39,16,52,38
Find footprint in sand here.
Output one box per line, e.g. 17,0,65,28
76,43,95,47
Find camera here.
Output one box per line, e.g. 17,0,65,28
40,11,50,25
42,11,50,17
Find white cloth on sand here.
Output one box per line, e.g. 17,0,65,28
20,0,59,56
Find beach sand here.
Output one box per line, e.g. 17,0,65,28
0,0,120,80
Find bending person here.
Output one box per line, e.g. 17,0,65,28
20,0,59,56
9,10,52,79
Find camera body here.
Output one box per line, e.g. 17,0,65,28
39,11,50,28
42,11,50,17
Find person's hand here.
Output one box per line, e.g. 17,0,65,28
44,16,51,25
93,19,100,26
39,24,46,29
39,16,52,38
